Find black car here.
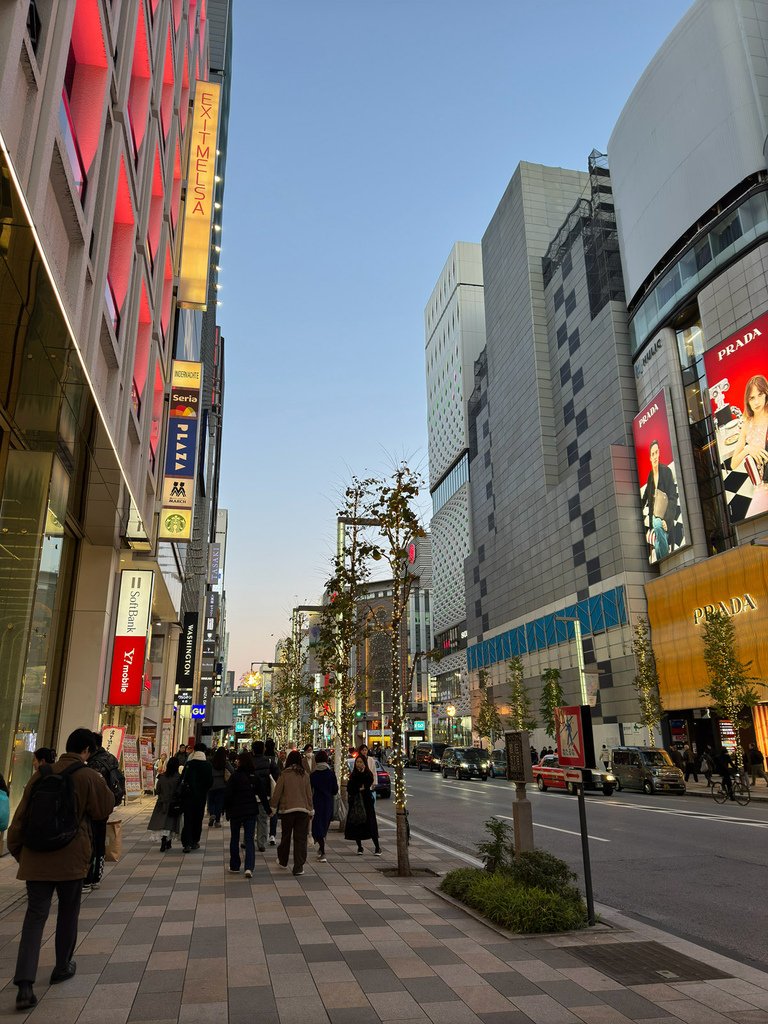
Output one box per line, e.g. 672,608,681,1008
489,749,507,779
415,742,447,772
440,747,490,781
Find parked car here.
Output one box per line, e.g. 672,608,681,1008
610,746,685,795
346,758,391,798
533,754,616,795
440,747,490,781
415,742,447,772
489,750,507,779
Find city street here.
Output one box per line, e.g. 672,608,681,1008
389,769,768,971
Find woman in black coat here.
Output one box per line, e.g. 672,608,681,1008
310,750,338,862
148,756,181,852
344,755,381,857
224,751,269,878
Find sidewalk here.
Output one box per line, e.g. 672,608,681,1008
683,777,768,801
0,805,766,1024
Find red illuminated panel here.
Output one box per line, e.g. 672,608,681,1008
149,360,164,472
170,140,182,230
106,156,135,336
180,48,190,136
160,26,174,140
147,145,163,266
127,1,151,161
63,0,108,194
160,243,173,345
131,282,151,418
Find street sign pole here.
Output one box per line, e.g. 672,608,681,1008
504,730,534,853
566,769,595,926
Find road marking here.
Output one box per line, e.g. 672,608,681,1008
598,801,768,829
496,814,610,842
375,814,482,866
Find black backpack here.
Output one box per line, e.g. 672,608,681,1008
23,762,85,852
90,749,126,805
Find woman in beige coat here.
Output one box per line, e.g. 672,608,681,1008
270,750,313,876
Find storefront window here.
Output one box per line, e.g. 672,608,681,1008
676,321,705,370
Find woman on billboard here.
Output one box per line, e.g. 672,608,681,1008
643,440,678,560
730,374,768,482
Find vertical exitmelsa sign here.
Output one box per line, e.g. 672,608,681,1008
178,80,221,309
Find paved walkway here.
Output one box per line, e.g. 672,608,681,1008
0,805,767,1024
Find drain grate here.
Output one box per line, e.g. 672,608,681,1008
567,941,732,986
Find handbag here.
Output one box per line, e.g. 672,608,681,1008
105,820,122,863
653,488,668,520
348,793,366,827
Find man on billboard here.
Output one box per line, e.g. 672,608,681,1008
643,439,678,561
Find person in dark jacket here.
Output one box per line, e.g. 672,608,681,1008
344,755,381,856
714,747,737,800
84,732,124,890
180,743,213,853
224,751,269,878
251,741,274,851
310,750,338,862
207,747,230,828
8,728,114,1010
147,757,182,851
264,738,281,846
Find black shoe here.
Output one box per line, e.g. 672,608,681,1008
192,843,200,850
15,983,36,1011
50,961,76,985
160,837,169,852
183,846,192,853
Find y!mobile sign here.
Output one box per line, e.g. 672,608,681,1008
178,80,221,309
108,571,154,706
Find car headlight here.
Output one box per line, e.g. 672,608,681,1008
460,762,469,768
481,761,489,769
651,768,662,775
605,773,616,783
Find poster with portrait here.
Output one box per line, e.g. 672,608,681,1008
632,388,688,565
703,311,768,525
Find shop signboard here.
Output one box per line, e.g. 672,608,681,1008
175,611,199,706
107,570,154,706
235,721,245,733
139,737,154,792
703,310,768,525
159,361,202,542
122,735,142,799
178,81,221,309
632,388,688,564
102,725,126,760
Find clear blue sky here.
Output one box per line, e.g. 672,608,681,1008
217,0,692,681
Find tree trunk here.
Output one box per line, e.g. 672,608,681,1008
396,802,411,876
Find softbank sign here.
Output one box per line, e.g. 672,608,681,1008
107,571,154,706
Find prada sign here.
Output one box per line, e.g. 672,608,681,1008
692,594,757,625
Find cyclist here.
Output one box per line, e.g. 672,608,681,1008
713,747,737,801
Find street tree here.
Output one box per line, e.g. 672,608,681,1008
476,689,502,746
631,617,664,746
700,610,764,771
506,656,537,732
270,624,314,748
366,462,426,877
314,478,376,808
539,668,565,740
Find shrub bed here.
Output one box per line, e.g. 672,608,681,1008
440,849,588,934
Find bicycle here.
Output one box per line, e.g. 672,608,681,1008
710,772,751,806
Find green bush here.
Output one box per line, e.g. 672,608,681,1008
505,849,577,896
440,867,587,934
476,816,514,873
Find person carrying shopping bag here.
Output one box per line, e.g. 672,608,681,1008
270,750,313,876
344,754,381,857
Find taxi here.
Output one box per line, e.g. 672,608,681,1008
532,754,616,796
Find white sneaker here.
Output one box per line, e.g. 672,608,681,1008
269,836,276,846
356,848,364,856
319,855,327,863
293,868,304,876
245,870,252,879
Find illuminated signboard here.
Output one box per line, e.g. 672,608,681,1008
159,360,202,541
178,80,221,309
632,388,689,565
107,570,154,705
703,310,768,525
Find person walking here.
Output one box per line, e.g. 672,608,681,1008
224,751,269,878
207,747,230,828
746,742,768,787
7,728,114,1010
302,743,315,773
250,742,273,852
344,754,381,857
264,738,281,846
600,745,610,770
310,751,338,862
700,745,715,785
179,743,213,853
682,744,698,783
84,732,125,891
270,750,313,876
668,746,685,772
148,756,182,851
32,748,55,771
176,744,189,766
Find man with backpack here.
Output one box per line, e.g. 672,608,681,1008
7,728,114,1010
84,731,125,891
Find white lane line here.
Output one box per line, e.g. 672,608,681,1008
375,814,482,867
598,801,768,829
496,814,610,843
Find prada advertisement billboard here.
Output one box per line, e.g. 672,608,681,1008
632,388,688,565
175,612,199,705
704,310,768,524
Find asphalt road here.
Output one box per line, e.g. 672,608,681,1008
376,767,768,970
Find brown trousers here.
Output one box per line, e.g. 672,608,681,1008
277,811,310,874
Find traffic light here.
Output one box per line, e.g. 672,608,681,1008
355,710,365,720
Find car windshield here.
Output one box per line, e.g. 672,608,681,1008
461,749,484,761
641,750,673,767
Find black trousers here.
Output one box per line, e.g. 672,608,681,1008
181,800,206,848
14,879,83,984
85,819,107,884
